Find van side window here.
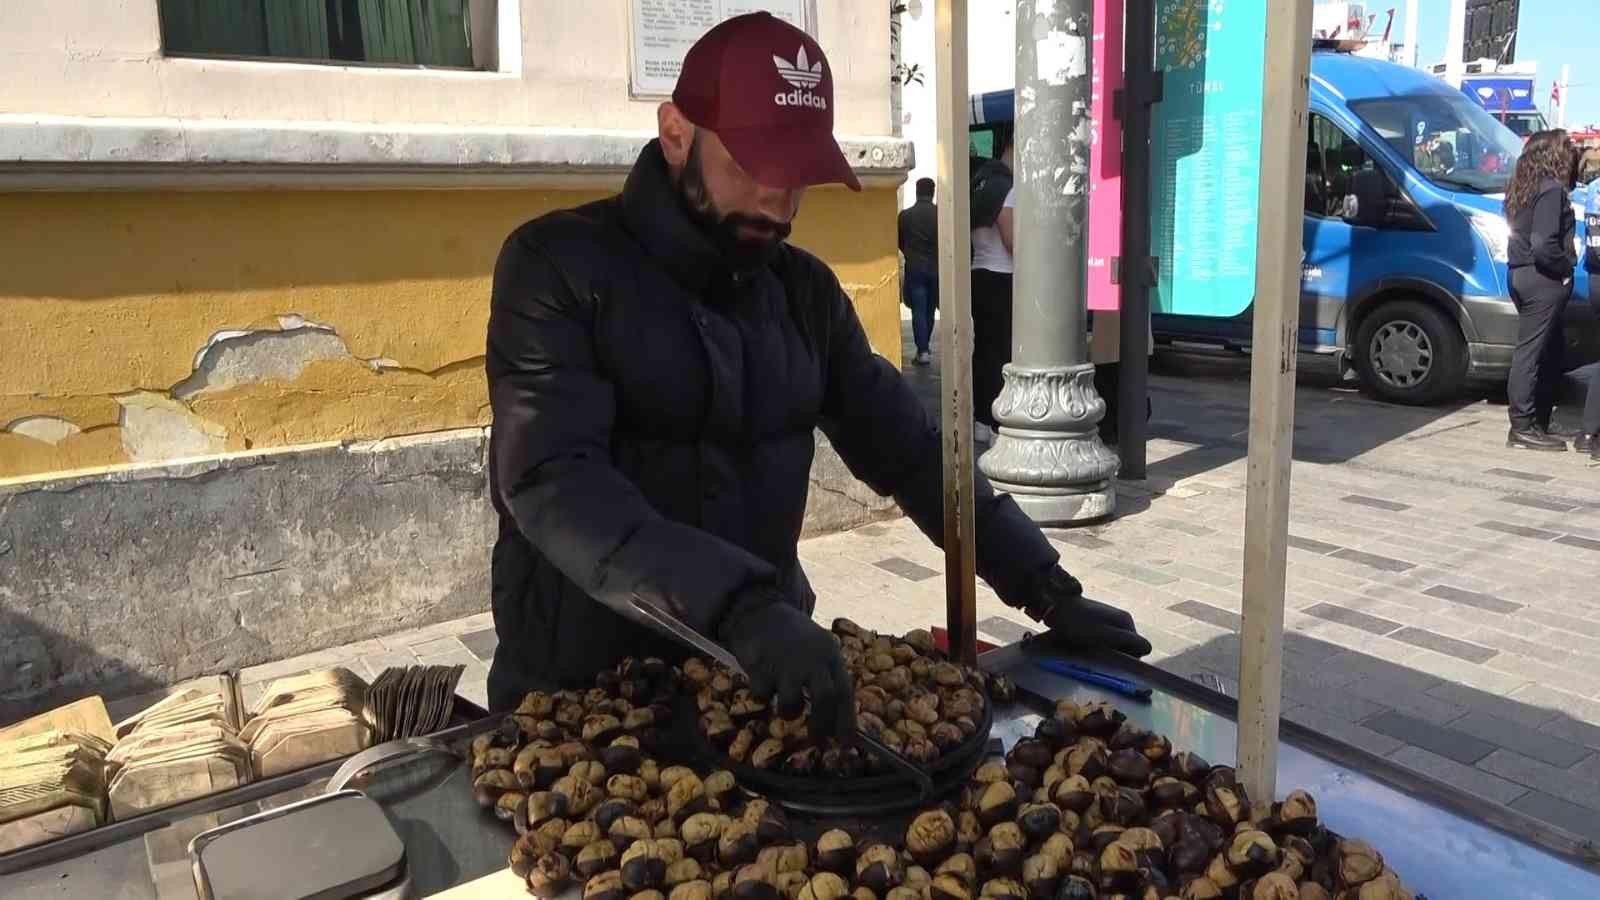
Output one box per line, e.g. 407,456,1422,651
1306,114,1374,220
1304,113,1426,230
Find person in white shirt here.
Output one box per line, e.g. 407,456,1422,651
970,134,1016,439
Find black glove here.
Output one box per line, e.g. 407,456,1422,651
718,597,856,741
1023,566,1152,658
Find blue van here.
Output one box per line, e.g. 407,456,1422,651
969,49,1596,405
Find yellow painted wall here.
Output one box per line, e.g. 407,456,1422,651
0,185,902,480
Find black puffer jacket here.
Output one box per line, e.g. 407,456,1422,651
485,141,1058,711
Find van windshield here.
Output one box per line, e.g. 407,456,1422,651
1350,91,1525,195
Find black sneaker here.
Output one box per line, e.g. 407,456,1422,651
1545,422,1582,439
1508,428,1568,451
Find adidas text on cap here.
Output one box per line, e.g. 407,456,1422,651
671,12,862,192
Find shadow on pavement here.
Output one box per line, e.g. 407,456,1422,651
1156,628,1600,845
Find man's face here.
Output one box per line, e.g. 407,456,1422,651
660,106,804,268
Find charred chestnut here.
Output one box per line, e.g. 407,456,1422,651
908,809,958,866
527,852,574,899
578,840,623,878
856,844,905,894
586,870,628,900
1017,802,1064,841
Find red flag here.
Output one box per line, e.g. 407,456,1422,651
1553,81,1563,106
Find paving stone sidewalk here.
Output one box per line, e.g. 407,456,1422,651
196,319,1600,846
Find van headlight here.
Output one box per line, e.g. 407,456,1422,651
1467,211,1510,264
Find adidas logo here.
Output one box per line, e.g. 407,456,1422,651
773,45,823,89
773,45,827,109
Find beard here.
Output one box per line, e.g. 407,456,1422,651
676,136,791,271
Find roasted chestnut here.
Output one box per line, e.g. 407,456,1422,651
751,739,787,770
1009,739,1055,771
798,872,851,900
1297,882,1332,900
728,728,757,764
977,879,1025,900
936,852,977,885
1227,830,1279,878
1020,854,1058,900
929,874,971,900
1277,790,1318,835
1015,802,1062,841
586,869,628,900
1074,703,1124,736
1051,775,1096,814
553,774,602,818
1054,875,1096,900
510,830,559,880
957,810,984,848
664,859,704,889
672,882,715,900
611,816,654,850
907,809,957,866
1096,840,1138,891
1037,833,1074,870
667,772,709,821
1062,744,1108,781
718,821,760,868
756,842,810,876
975,822,1025,879
473,768,519,809
1337,839,1384,887
976,780,1020,827
527,852,574,899
1106,749,1152,787
856,844,905,893
749,798,793,843
734,865,780,900
932,722,966,752
1169,838,1210,877
1240,871,1299,900
622,839,669,891
1204,780,1249,827
578,840,622,878
1150,776,1198,810
1101,787,1146,827
1205,853,1240,891
989,675,1016,703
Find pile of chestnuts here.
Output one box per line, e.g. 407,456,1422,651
694,620,1016,778
470,652,1422,900
892,697,1423,900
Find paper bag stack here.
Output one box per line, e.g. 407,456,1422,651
106,675,251,820
241,667,371,778
0,702,114,853
363,665,466,743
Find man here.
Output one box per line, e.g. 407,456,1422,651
970,128,1015,437
898,178,938,365
485,13,1149,739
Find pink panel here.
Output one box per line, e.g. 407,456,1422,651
1086,0,1124,311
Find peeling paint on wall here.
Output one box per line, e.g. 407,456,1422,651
4,416,81,445
0,186,904,481
115,391,228,461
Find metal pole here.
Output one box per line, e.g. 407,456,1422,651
980,0,1120,524
1117,0,1157,481
934,0,978,667
1402,0,1420,69
1237,0,1314,812
1444,0,1466,77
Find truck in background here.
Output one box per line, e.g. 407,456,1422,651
1456,70,1549,139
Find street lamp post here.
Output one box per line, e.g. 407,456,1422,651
978,0,1119,524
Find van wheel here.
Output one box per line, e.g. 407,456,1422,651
1353,300,1467,406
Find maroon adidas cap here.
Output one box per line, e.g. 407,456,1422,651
672,12,861,192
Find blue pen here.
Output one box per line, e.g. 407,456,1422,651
1035,658,1153,701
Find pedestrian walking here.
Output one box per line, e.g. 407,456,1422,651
898,177,939,365
482,13,1150,720
1504,129,1580,451
970,127,1015,437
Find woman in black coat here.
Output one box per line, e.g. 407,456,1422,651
1503,129,1579,451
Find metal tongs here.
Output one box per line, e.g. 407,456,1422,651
625,596,936,801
